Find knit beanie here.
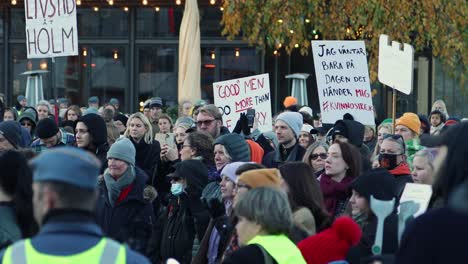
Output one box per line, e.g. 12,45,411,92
214,133,250,162
298,217,362,264
114,114,128,127
246,139,264,163
283,96,298,108
396,113,421,135
36,118,59,139
350,168,397,202
238,168,282,188
149,97,163,108
276,112,303,137
221,162,249,183
380,118,393,125
301,124,314,134
299,106,313,117
77,113,107,146
17,95,25,103
88,96,99,104
107,138,136,166
0,121,22,149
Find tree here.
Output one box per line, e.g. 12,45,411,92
221,0,467,84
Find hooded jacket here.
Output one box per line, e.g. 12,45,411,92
333,120,371,171
95,167,154,255
76,114,109,172
153,160,210,264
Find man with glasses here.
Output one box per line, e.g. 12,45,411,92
379,134,413,196
196,104,229,139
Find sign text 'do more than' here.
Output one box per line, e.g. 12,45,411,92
213,74,272,133
24,0,78,59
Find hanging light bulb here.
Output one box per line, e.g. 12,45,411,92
210,0,216,4
76,0,82,5
314,34,319,40
142,0,148,5
176,0,182,5
305,18,310,23
123,6,129,12
220,7,224,11
277,19,283,24
235,49,240,57
211,52,215,60
113,51,119,60
294,44,299,48
290,29,294,34
108,0,114,5
83,48,88,57
277,43,282,48
11,0,17,5
40,60,48,70
155,7,160,12
273,50,278,55
93,6,99,12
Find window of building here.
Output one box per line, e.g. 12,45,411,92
434,59,467,117
78,8,129,39
136,8,183,39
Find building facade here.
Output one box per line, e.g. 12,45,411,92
0,2,466,118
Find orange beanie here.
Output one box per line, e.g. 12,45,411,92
396,112,421,135
283,96,298,108
246,139,264,164
238,169,281,188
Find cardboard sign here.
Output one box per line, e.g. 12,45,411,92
311,40,375,126
378,35,414,95
24,0,78,59
213,73,272,132
399,183,433,217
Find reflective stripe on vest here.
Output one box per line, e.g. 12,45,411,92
247,234,307,264
2,238,126,264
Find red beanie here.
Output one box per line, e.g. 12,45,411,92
298,217,362,264
246,139,264,163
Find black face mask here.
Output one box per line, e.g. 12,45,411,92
378,153,399,170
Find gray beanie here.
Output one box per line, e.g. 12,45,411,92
0,121,22,149
276,112,303,137
214,133,250,162
106,138,136,166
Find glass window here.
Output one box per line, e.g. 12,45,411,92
136,8,183,39
201,47,216,101
137,46,178,106
88,46,128,109
77,8,129,38
199,7,223,37
10,8,25,39
434,59,467,117
53,50,87,106
0,10,4,39
10,44,52,105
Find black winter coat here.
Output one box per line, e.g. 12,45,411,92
130,138,161,185
262,142,306,168
95,167,154,255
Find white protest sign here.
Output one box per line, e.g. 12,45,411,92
213,73,272,132
24,0,78,59
399,183,433,217
311,40,375,126
378,35,414,95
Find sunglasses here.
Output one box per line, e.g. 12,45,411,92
196,119,216,127
310,153,327,160
383,133,406,151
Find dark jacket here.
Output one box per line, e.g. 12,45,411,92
95,167,154,255
130,138,161,185
222,244,278,264
76,114,110,173
0,209,150,263
347,213,399,264
262,141,306,168
0,203,21,250
333,119,371,171
388,163,413,197
152,160,210,264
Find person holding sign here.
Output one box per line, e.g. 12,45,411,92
196,105,230,140
263,112,306,168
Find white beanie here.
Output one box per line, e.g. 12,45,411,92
301,124,314,134
299,106,313,117
276,112,303,137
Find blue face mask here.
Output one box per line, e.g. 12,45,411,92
171,183,184,196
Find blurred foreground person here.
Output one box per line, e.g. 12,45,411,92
0,147,150,263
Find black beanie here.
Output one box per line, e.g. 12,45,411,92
214,133,250,162
36,118,59,139
114,114,128,127
76,114,107,146
351,168,397,201
0,121,22,149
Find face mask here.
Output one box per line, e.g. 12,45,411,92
378,153,399,170
171,183,184,196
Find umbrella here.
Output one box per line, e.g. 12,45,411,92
178,0,201,105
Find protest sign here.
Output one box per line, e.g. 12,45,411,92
24,0,78,59
311,40,375,125
399,183,433,217
213,73,272,132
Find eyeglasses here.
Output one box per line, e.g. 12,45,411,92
310,153,327,160
196,119,216,127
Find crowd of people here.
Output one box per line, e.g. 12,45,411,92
0,93,467,264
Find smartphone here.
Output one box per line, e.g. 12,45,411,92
246,109,255,128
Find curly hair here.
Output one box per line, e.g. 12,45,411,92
186,131,214,165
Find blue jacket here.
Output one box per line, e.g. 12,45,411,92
95,167,154,256
0,209,150,263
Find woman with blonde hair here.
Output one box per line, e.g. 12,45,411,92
371,122,393,168
124,112,161,184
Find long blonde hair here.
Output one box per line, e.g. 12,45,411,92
124,112,153,144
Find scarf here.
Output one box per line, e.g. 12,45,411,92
389,162,411,176
104,166,135,206
320,174,354,217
